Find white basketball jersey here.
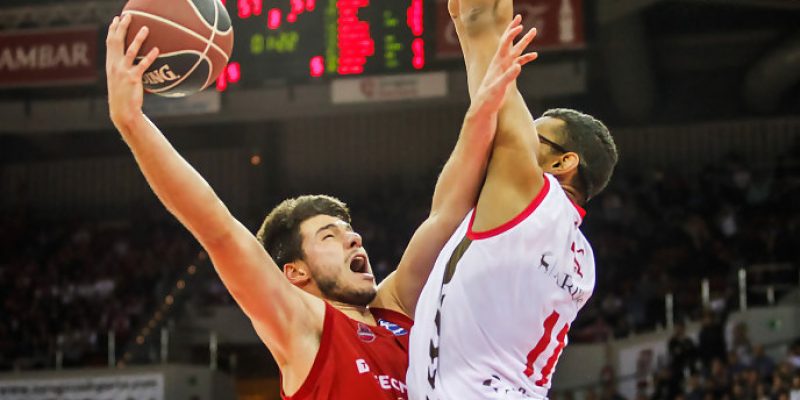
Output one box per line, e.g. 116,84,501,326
408,174,596,400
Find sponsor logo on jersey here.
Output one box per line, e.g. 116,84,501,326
538,251,587,305
378,319,409,336
356,359,371,374
374,374,408,394
356,323,376,343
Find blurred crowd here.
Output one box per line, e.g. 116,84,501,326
0,212,194,370
2,143,799,374
551,320,800,400
570,145,800,341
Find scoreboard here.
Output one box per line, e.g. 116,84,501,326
218,0,432,88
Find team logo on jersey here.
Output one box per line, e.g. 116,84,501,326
378,319,409,336
356,323,376,343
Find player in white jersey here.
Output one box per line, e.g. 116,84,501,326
407,3,619,399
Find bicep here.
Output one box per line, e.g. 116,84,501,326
202,219,324,363
473,139,545,232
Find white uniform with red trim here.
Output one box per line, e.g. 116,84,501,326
407,174,595,400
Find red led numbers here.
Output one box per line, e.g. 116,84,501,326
337,0,373,75
238,0,262,19
310,56,324,77
216,62,241,92
408,0,425,70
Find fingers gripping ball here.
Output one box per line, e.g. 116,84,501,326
122,0,233,97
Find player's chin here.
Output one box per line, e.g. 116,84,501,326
351,274,377,292
345,285,378,307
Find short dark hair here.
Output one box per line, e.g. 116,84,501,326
542,108,618,200
256,195,351,267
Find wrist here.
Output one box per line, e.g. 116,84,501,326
461,109,497,144
110,108,144,135
465,104,489,122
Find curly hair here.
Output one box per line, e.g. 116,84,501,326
256,195,351,267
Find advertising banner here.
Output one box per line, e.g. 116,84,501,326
0,27,98,87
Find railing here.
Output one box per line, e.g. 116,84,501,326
551,336,796,400
660,263,797,329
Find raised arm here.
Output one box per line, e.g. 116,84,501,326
451,0,548,232
105,15,322,366
370,20,538,317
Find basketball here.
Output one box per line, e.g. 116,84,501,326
121,0,233,98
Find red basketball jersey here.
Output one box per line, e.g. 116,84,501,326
281,303,414,400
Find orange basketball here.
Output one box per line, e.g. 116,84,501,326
121,0,233,97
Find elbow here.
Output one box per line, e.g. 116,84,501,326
460,0,511,36
461,7,494,36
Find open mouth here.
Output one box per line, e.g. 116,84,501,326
349,255,368,274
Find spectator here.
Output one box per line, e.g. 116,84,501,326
787,340,800,370
753,344,776,380
668,322,697,386
731,322,754,366
698,311,727,371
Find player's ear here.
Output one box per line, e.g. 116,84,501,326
284,262,311,287
554,152,580,174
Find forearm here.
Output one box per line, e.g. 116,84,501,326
115,112,234,246
455,1,538,154
456,0,513,98
430,110,495,219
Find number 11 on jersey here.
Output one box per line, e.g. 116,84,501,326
523,310,570,387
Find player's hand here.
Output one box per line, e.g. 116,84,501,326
105,14,160,130
470,15,538,117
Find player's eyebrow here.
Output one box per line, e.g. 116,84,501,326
315,222,353,236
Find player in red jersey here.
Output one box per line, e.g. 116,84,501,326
105,13,536,399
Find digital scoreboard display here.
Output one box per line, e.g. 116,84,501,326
218,0,430,89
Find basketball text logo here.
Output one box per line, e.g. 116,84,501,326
143,65,181,86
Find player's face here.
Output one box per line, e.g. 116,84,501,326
297,214,377,306
533,116,569,171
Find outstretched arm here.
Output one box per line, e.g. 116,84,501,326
370,20,537,317
105,15,322,367
451,0,548,232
